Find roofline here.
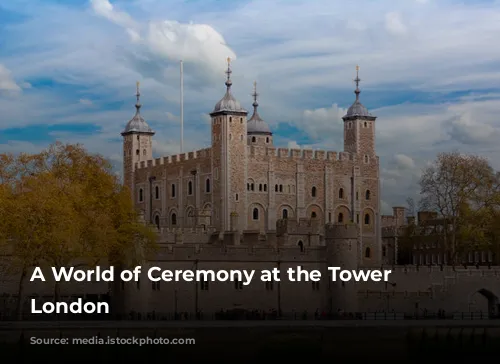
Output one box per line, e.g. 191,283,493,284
121,130,156,136
209,110,248,117
247,131,273,136
342,115,377,121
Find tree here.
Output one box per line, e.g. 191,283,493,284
418,151,500,263
0,142,158,318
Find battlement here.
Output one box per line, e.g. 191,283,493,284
135,147,212,170
325,223,359,239
246,146,358,163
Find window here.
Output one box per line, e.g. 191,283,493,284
155,186,159,199
282,209,288,219
171,213,177,226
266,137,269,143
155,215,160,229
264,184,267,192
206,179,211,193
356,191,358,200
240,117,243,123
338,213,344,223
234,281,243,290
136,149,139,155
311,211,317,219
171,184,176,198
275,184,278,192
364,213,370,225
235,193,239,201
339,188,344,199
364,155,369,163
247,183,250,191
251,183,254,191
259,184,262,191
356,214,359,223
253,208,259,220
229,117,232,123
364,122,367,127
328,212,331,222
279,184,283,192
137,135,140,140
311,186,317,197
365,190,370,200
252,136,256,143
139,188,143,202
365,247,371,258
298,240,304,252
188,181,193,195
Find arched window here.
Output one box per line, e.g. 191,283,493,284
171,184,176,198
252,136,256,143
266,137,269,143
364,122,367,127
279,185,283,192
259,184,262,191
139,188,143,202
338,212,343,223
253,207,259,220
339,188,344,199
136,149,139,155
155,186,159,199
311,186,316,197
154,215,160,229
171,213,177,226
206,179,211,193
188,181,193,195
364,213,370,225
229,117,232,122
251,183,254,191
264,184,267,192
282,209,288,219
365,247,371,258
298,240,304,252
311,211,317,219
365,190,371,200
275,184,278,192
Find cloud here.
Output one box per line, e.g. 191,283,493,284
79,98,93,106
2,0,500,215
0,64,21,93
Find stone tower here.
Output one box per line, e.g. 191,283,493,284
342,66,377,159
325,223,360,312
209,58,248,233
121,82,155,200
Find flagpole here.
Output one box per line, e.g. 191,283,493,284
180,60,184,154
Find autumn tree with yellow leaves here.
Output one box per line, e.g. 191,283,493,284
399,151,500,264
0,143,158,319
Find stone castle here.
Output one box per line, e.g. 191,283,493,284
1,63,499,319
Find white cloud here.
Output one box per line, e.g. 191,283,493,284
79,98,93,105
385,12,407,35
0,64,21,93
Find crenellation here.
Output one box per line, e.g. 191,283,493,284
290,149,301,159
315,150,325,160
327,151,337,160
277,148,289,158
303,149,313,159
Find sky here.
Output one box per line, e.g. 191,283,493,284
1,0,500,214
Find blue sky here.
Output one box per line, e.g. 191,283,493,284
1,0,500,213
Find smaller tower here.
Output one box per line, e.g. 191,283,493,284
247,81,273,146
121,82,155,200
342,66,377,158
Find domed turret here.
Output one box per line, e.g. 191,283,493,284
247,81,272,135
121,82,154,136
211,58,247,115
342,65,376,122
247,81,273,146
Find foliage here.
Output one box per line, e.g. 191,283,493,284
0,142,158,313
414,151,500,262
